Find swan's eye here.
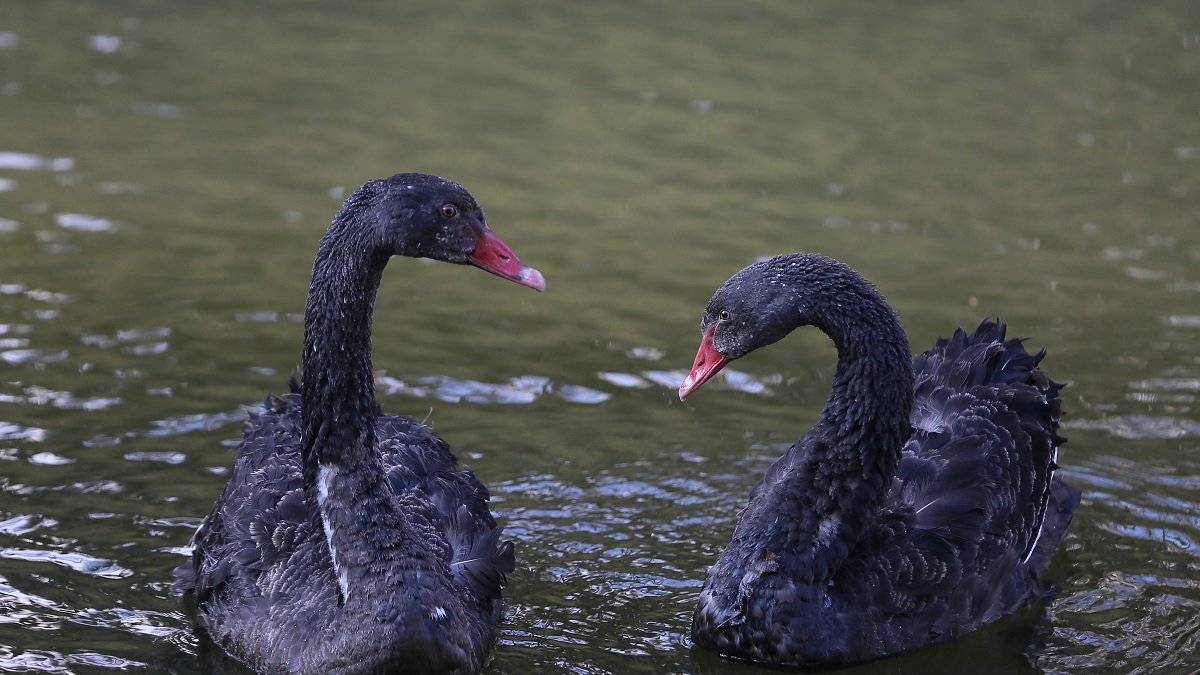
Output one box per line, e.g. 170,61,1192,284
719,310,731,321
440,204,459,220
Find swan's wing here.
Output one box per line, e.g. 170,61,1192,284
904,320,1064,562
883,321,1067,604
175,394,323,609
838,322,1071,635
177,400,511,621
377,415,514,612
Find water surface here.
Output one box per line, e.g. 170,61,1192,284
1,2,1198,673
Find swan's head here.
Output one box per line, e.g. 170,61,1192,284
355,173,545,291
679,255,834,399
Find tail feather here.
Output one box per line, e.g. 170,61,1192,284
447,509,515,601
172,559,196,594
1026,478,1081,574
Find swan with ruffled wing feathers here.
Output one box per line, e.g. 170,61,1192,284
681,253,1079,667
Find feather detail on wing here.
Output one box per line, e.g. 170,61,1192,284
896,320,1067,587
176,390,514,618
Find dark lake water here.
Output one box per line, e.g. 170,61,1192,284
1,2,1198,673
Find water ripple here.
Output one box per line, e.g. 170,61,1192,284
1125,266,1167,281
0,514,58,536
0,421,46,442
633,368,776,395
1065,415,1200,439
28,452,73,466
1,349,69,365
139,409,246,438
54,213,117,232
81,326,171,350
597,372,651,389
68,652,148,670
234,310,278,323
642,370,685,389
1099,522,1197,556
130,102,183,119
123,341,169,356
0,324,31,336
87,35,122,54
0,573,183,652
626,346,665,361
73,607,183,639
23,290,71,304
1129,378,1200,392
0,386,121,411
0,548,132,578
0,649,70,673
0,152,73,172
3,480,124,497
0,647,149,672
122,451,186,465
378,374,611,406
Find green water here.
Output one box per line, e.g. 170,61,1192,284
1,1,1198,672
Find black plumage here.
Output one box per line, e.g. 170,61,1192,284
682,253,1080,666
175,174,543,674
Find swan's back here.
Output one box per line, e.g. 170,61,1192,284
175,391,514,673
845,320,1080,652
900,319,1073,576
692,319,1080,665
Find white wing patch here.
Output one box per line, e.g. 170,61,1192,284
317,465,350,601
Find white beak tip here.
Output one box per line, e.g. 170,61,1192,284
518,266,546,292
678,375,696,400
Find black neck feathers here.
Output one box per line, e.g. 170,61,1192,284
787,259,914,579
707,255,915,582
809,266,914,471
300,205,388,484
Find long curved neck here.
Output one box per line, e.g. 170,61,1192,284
300,225,387,480
300,217,417,604
811,294,914,475
771,273,914,582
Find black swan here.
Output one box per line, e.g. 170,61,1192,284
175,174,543,674
679,253,1080,666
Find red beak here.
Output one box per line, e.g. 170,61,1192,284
469,228,545,291
678,326,730,400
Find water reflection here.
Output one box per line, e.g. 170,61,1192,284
0,548,130,579
0,422,46,442
1066,416,1200,440
54,213,117,232
378,373,612,406
0,649,147,673
0,152,73,172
